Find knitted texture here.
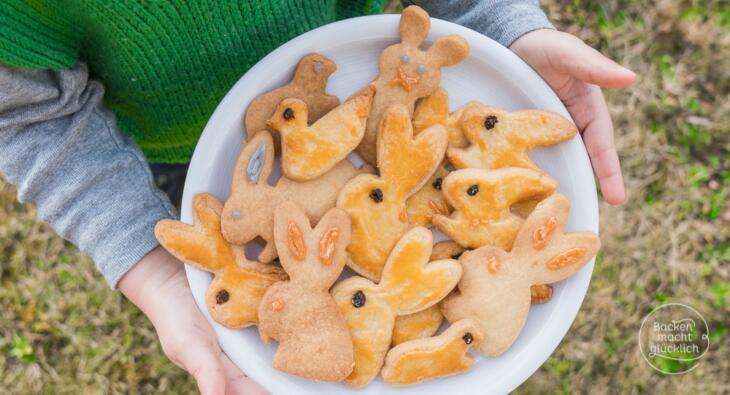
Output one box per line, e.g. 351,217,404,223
0,1,384,163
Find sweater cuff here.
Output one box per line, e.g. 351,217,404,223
480,2,555,48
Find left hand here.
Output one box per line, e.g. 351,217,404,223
511,29,636,205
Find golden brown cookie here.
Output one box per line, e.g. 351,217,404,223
268,86,374,181
392,305,444,346
405,163,452,228
331,227,462,388
412,87,476,148
442,194,600,356
530,284,554,304
245,53,340,146
337,104,447,281
155,193,287,328
381,319,483,386
356,6,469,164
432,168,557,250
447,103,577,170
221,131,365,262
257,202,353,381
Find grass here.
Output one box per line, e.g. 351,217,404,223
1,0,728,393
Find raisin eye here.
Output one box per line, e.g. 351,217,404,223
467,185,479,196
369,188,384,203
432,177,443,190
352,290,366,308
283,107,294,120
216,290,230,305
484,115,498,130
462,332,473,344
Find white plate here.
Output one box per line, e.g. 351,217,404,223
181,14,599,395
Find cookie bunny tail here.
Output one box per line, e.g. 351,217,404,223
512,194,601,285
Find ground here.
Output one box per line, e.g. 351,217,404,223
1,0,728,394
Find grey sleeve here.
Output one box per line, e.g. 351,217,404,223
0,64,177,287
406,0,554,47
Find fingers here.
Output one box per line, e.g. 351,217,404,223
177,342,227,395
221,354,268,395
566,84,626,205
555,33,636,89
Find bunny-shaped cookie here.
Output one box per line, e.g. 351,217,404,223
245,53,340,147
337,104,447,280
155,193,287,328
268,86,374,181
356,5,469,164
331,227,462,388
221,130,363,262
257,201,353,381
381,319,483,386
432,167,557,250
441,194,600,356
447,103,577,170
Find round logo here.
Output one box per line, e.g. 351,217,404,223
638,303,710,374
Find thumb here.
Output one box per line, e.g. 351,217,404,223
178,344,227,395
556,34,636,89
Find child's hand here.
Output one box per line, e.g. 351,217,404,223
119,247,266,395
510,29,636,205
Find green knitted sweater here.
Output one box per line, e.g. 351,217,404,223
0,1,384,163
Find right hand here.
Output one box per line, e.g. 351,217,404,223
119,247,266,395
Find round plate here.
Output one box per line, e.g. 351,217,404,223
182,14,599,395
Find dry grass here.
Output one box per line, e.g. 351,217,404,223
1,0,728,393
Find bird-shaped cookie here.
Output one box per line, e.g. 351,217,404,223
432,168,557,250
381,319,483,386
245,53,340,147
268,86,374,181
447,103,578,170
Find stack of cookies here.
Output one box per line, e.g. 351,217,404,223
155,6,601,388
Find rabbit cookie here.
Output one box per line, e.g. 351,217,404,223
155,193,287,328
245,53,340,145
442,194,600,356
381,319,483,386
268,86,374,181
257,202,354,381
222,131,363,262
356,6,469,164
331,227,462,388
429,240,555,304
413,87,476,148
338,104,447,280
432,167,557,250
448,103,577,170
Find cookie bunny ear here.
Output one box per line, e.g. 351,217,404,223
380,227,462,314
155,193,232,272
400,6,430,47
513,194,601,284
427,35,470,68
377,104,448,196
232,131,274,192
273,201,351,286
